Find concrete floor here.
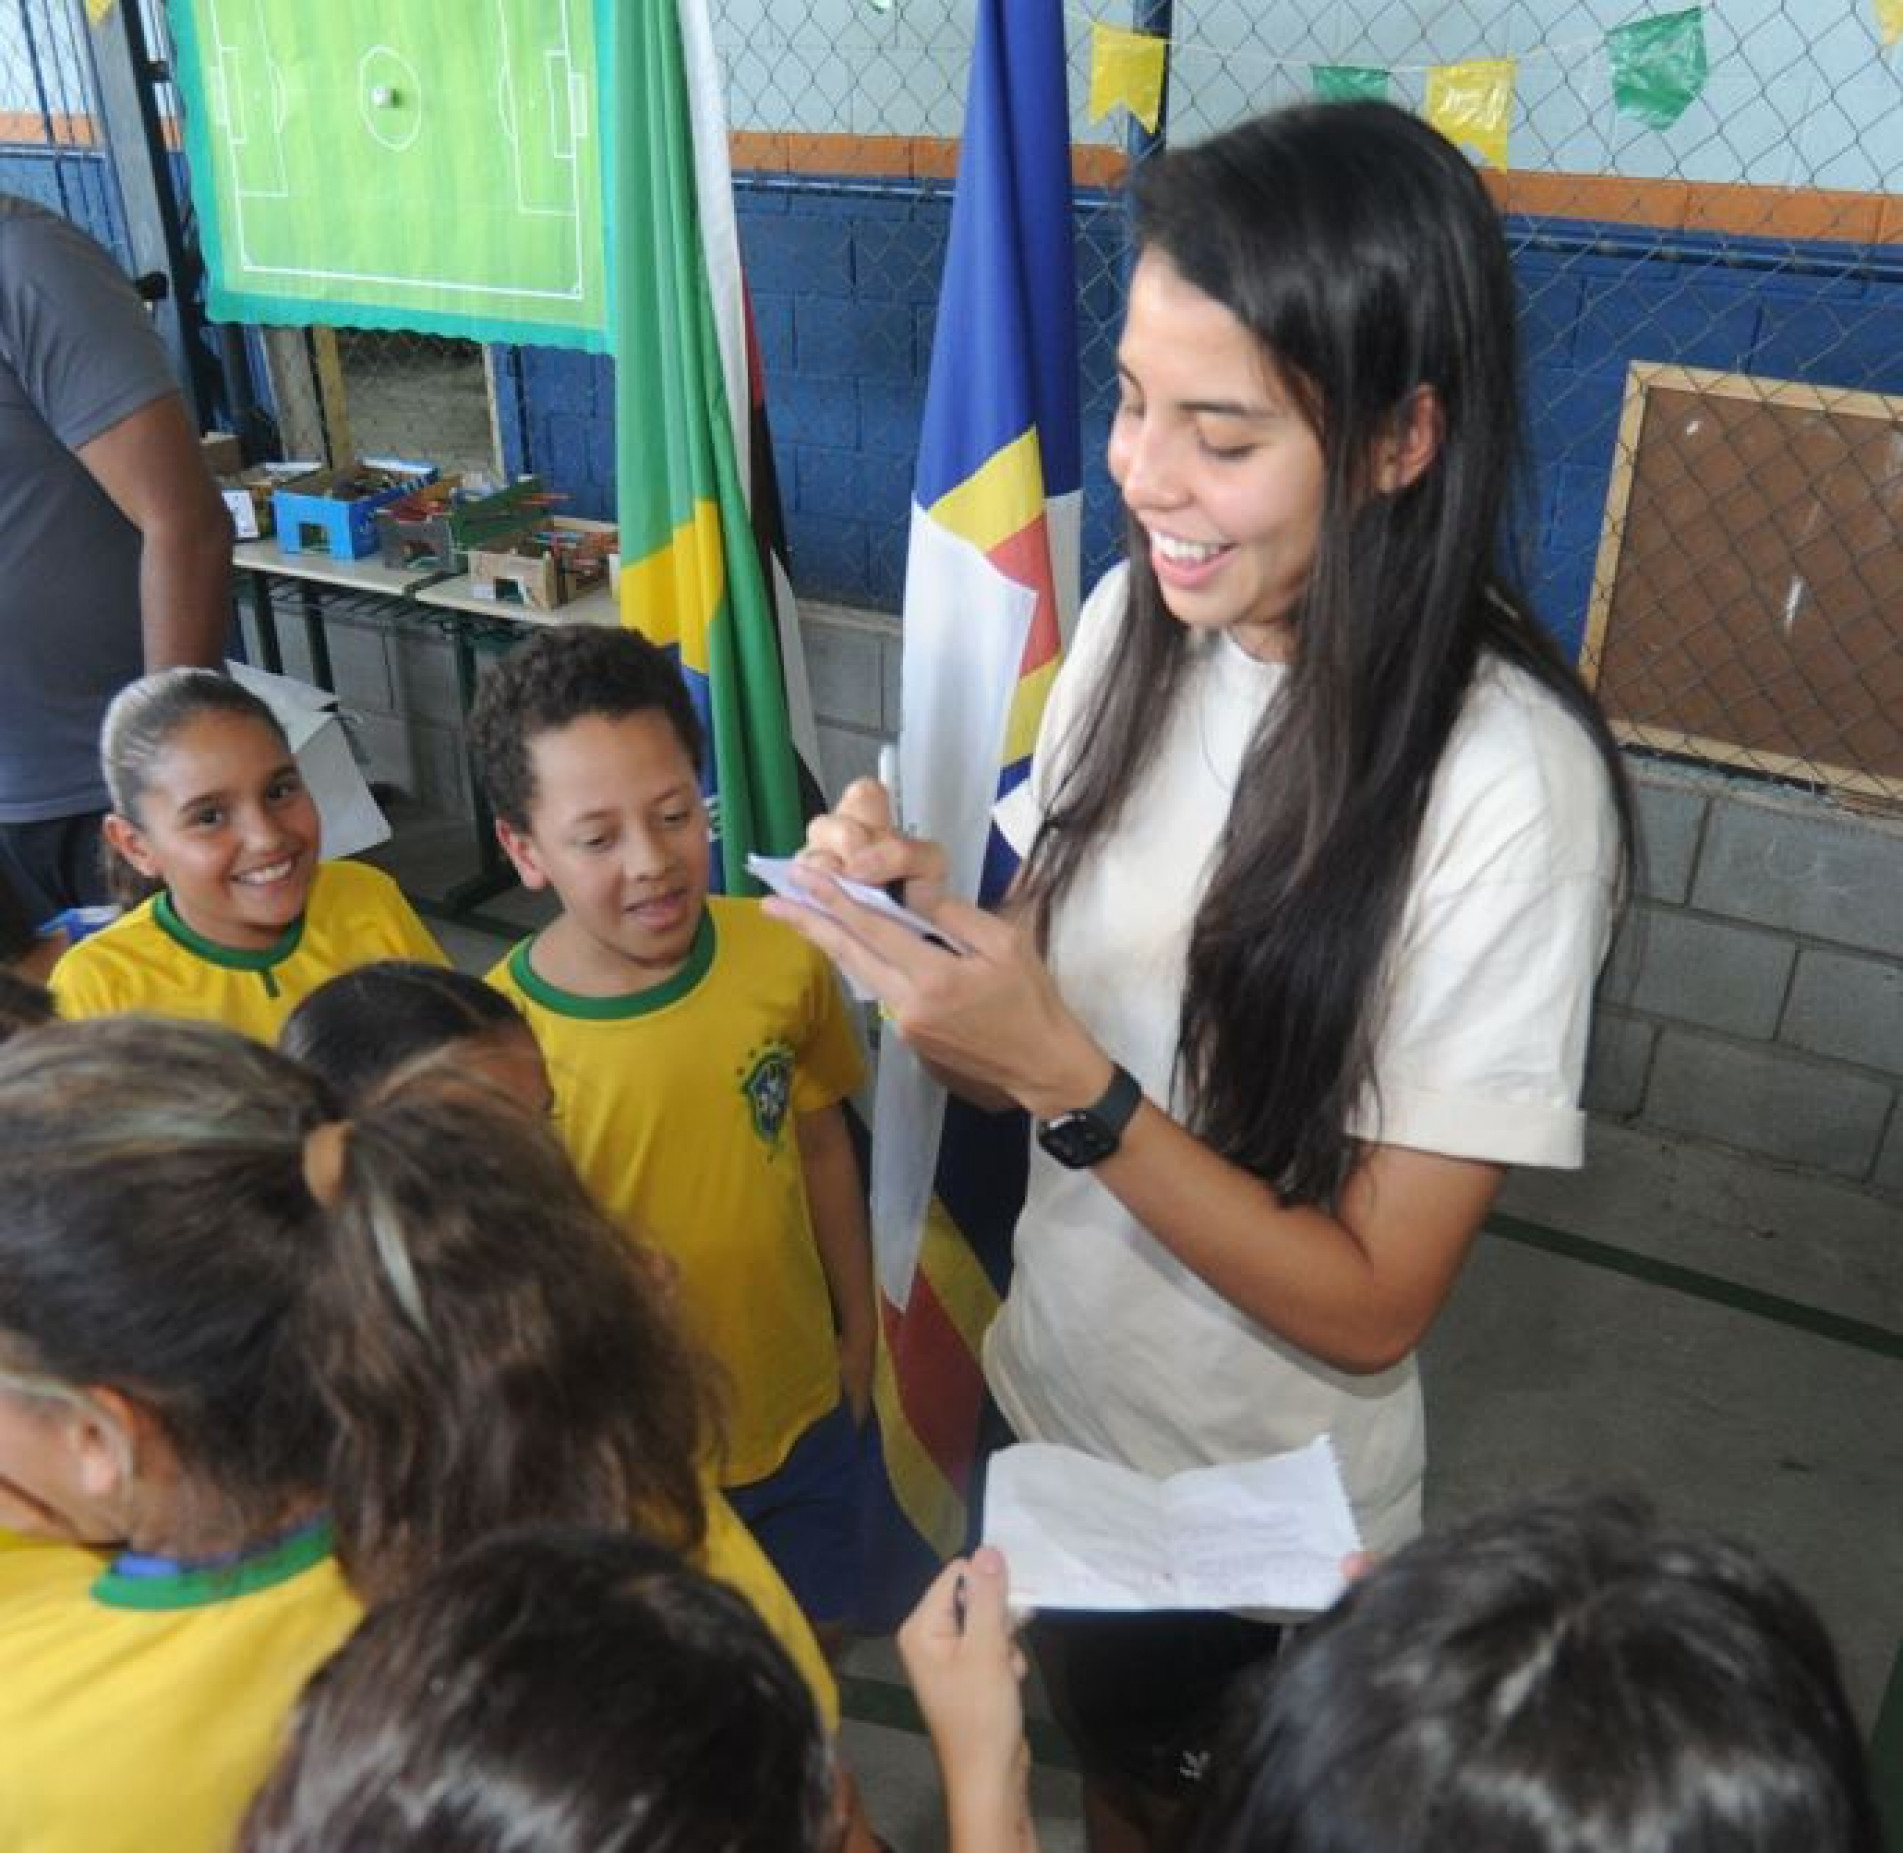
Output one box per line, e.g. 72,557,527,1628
369,811,1901,1851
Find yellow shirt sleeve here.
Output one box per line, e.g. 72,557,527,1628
379,884,449,965
698,1486,840,1730
790,953,865,1114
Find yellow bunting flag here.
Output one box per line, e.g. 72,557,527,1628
1426,58,1517,169
1877,0,1903,45
85,0,115,20
1088,23,1168,132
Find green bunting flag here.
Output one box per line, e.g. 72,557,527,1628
1312,64,1390,103
1606,8,1707,130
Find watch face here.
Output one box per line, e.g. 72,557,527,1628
1036,1109,1120,1170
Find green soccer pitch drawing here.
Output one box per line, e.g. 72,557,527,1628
172,0,608,345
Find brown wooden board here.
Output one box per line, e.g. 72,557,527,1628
1582,363,1903,807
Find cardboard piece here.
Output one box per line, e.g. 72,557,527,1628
468,516,618,609
225,660,392,859
272,456,438,560
221,461,324,541
199,430,243,475
375,474,547,571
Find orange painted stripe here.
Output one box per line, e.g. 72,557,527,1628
1479,168,1891,244
731,128,1127,190
0,111,101,147
17,106,1882,244
732,128,1901,246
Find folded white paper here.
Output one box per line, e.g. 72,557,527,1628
746,852,967,1001
982,1436,1362,1616
227,660,391,861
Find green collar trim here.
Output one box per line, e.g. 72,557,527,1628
154,890,306,971
93,1517,334,1611
508,909,716,1020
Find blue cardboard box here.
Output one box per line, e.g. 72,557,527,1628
273,457,438,560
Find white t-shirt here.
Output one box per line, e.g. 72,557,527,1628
983,566,1620,1550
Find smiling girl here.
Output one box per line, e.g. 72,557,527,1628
774,100,1634,1849
51,668,443,1035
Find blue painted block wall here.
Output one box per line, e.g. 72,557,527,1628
492,179,1134,611
488,179,1903,664
17,137,1896,660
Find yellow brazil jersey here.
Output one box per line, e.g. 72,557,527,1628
701,1484,838,1727
490,896,865,1484
0,1521,360,1853
50,859,445,1040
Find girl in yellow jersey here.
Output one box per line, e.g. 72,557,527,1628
0,1016,843,1853
51,668,442,1036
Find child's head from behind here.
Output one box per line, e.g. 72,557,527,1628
293,1050,711,1604
241,1525,839,1853
99,669,319,948
0,1015,708,1596
281,960,551,1117
1187,1492,1879,1853
1122,100,1518,654
468,626,711,985
0,1016,331,1550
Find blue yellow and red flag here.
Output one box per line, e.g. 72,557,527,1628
860,0,1081,1622
608,0,820,889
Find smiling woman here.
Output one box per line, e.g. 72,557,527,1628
48,667,446,1038
775,99,1638,1852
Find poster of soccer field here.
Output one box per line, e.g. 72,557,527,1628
171,0,608,348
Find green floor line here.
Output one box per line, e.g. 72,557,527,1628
838,1672,1076,1772
1486,1213,1903,1361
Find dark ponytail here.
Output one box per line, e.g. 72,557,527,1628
0,1017,333,1544
0,1017,711,1589
300,1057,712,1605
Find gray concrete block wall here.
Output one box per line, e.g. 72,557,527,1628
237,597,472,817
802,599,900,805
1587,762,1902,1202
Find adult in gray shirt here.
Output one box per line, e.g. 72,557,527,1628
0,193,231,917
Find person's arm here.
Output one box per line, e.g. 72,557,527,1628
795,1101,877,1426
898,1550,1039,1853
75,392,232,670
765,878,1500,1375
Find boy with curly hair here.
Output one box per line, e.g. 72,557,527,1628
470,625,872,1642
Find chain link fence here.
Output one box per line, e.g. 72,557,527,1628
6,0,1898,809
1,0,124,252
710,0,1902,811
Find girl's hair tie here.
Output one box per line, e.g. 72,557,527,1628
301,1119,353,1210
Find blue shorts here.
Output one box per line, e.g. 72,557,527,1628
724,1398,864,1628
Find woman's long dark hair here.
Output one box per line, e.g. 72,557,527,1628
1018,101,1633,1205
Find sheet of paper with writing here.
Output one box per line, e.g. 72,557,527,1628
983,1436,1362,1616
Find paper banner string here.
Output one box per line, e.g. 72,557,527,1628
1425,58,1517,169
1607,8,1708,127
1089,22,1168,132
1312,64,1390,103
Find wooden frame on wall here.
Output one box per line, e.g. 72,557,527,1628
1582,362,1903,809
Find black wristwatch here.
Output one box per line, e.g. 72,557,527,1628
1034,1063,1143,1170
